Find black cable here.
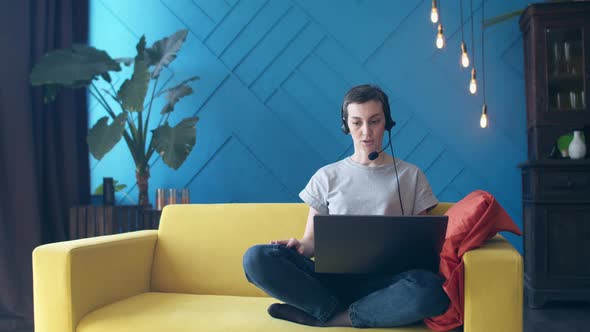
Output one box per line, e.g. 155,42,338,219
460,0,465,44
388,130,405,216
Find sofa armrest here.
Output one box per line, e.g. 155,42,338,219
463,234,523,332
33,230,158,332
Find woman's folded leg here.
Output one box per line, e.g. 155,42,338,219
242,244,340,322
348,269,450,328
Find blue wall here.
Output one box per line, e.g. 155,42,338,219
89,0,529,252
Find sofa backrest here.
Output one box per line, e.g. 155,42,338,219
429,202,452,215
150,203,309,297
150,202,453,297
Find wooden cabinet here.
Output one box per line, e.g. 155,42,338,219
520,160,590,308
519,2,590,308
520,2,590,160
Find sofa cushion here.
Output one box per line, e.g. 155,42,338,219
442,191,521,246
77,292,433,332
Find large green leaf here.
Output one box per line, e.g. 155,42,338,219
42,79,92,104
87,113,128,160
30,44,120,86
152,117,199,169
157,76,199,114
145,29,188,78
117,36,150,112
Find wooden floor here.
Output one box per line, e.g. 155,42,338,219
524,299,590,332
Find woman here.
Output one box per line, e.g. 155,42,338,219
242,85,450,328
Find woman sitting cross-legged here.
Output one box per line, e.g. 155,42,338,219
242,85,450,328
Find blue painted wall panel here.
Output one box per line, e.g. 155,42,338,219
193,0,231,23
425,151,464,195
90,0,531,252
390,118,429,160
295,0,418,62
186,135,296,203
206,0,267,56
315,39,374,85
266,90,333,165
407,135,445,172
160,0,216,41
234,7,308,85
298,54,351,106
437,185,464,204
282,72,349,157
251,23,324,101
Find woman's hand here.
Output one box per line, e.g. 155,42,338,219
270,238,305,255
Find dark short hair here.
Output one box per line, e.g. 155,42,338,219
340,84,395,134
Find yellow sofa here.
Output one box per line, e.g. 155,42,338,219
33,203,522,332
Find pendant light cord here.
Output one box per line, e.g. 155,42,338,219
481,0,486,102
470,0,475,68
460,0,465,43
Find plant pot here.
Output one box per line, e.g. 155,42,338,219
136,166,150,207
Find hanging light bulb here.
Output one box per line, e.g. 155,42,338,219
480,103,488,128
431,0,439,23
436,24,445,49
461,42,470,68
469,67,477,94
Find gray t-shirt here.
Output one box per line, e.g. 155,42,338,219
299,157,438,216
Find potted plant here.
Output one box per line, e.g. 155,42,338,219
30,29,199,206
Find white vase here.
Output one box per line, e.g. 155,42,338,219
568,130,587,159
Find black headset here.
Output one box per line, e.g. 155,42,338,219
340,88,396,135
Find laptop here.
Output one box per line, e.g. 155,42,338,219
314,215,448,275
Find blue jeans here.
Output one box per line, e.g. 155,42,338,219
243,244,450,328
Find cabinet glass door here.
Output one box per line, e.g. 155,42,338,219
546,27,585,112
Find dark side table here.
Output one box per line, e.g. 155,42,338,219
69,205,162,240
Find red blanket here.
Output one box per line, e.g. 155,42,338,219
424,190,522,331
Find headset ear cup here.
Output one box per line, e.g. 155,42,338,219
341,107,349,134
385,118,395,131
342,119,350,134
382,101,395,131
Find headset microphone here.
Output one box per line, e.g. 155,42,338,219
368,133,392,161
